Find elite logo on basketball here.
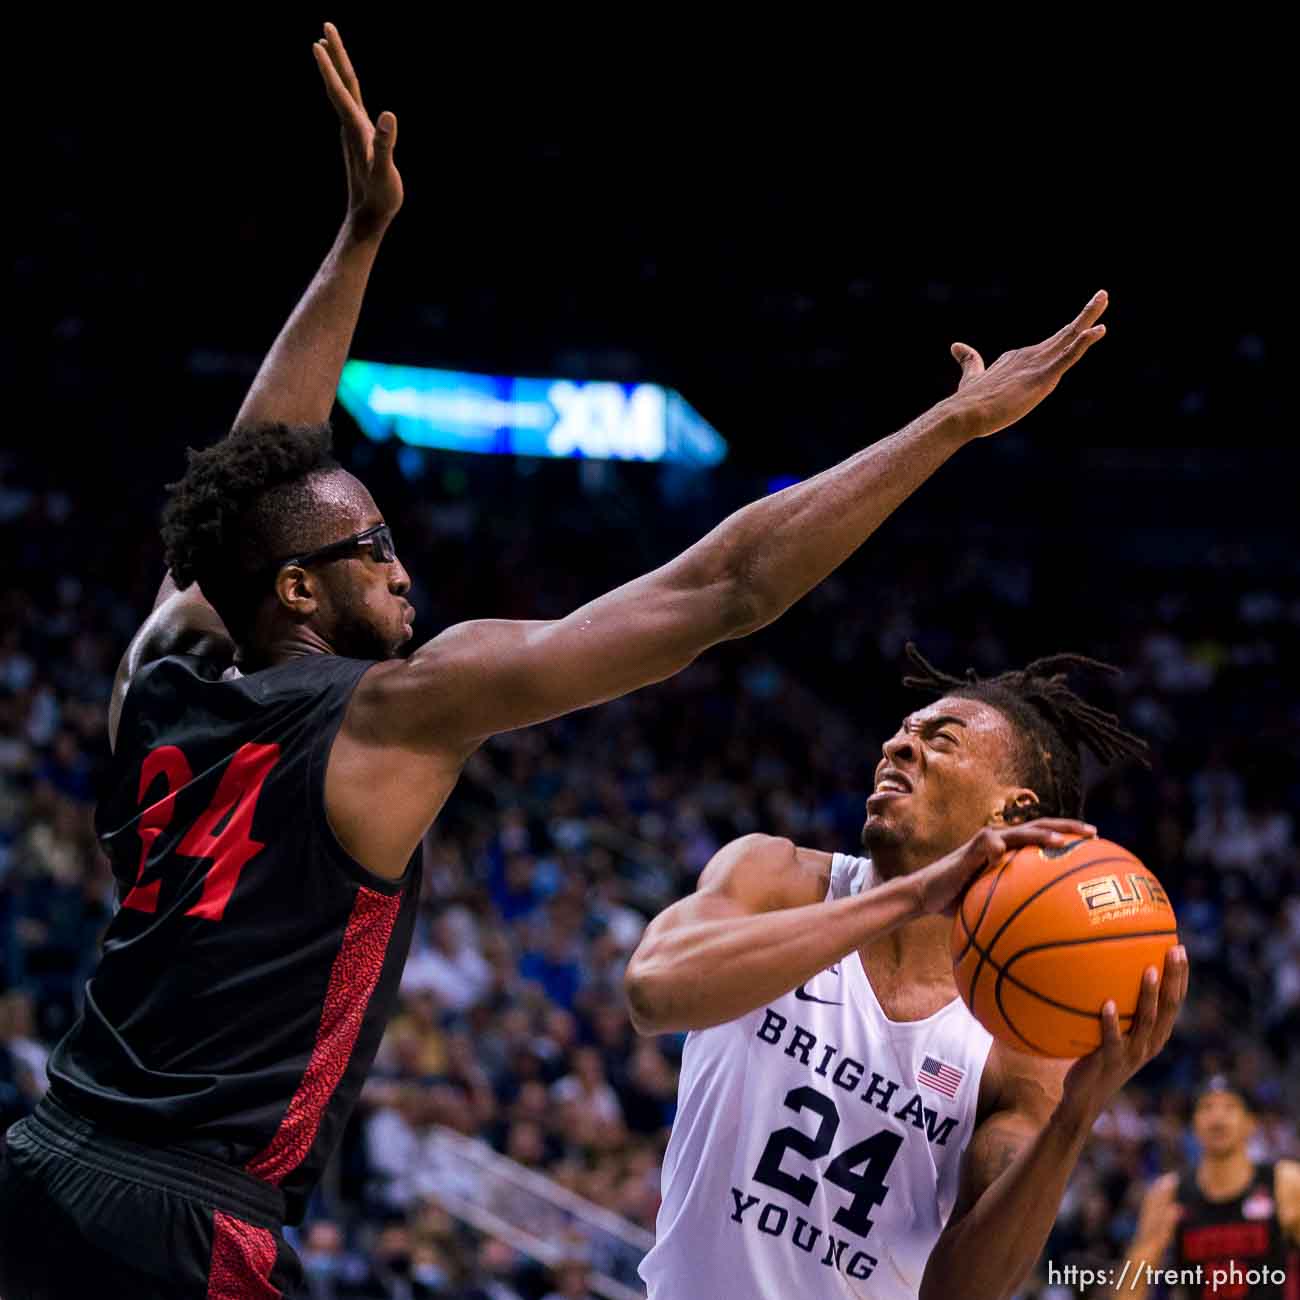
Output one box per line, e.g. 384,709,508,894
1076,873,1171,926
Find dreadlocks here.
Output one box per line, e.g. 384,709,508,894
901,642,1150,820
160,423,340,639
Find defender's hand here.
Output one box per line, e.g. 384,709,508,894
949,291,1109,440
914,819,1097,918
1060,945,1189,1122
313,23,403,240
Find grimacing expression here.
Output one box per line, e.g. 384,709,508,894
1193,1090,1253,1158
279,472,414,660
861,695,1035,863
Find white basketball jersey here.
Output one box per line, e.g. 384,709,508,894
640,854,994,1299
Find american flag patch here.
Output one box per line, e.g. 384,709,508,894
917,1056,964,1098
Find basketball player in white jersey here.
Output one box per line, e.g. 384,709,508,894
628,648,1189,1299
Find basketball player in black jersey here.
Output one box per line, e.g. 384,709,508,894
0,22,1118,1298
1125,1078,1299,1299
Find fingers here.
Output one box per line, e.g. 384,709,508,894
1171,943,1189,1005
1150,945,1188,1047
964,818,1096,871
1017,817,1097,837
1078,949,1182,1103
964,827,1007,870
1117,964,1160,1072
1132,964,1160,1046
313,40,369,138
1052,289,1109,344
1056,322,1106,370
374,110,397,160
1073,288,1109,331
312,41,357,119
998,818,1097,850
1099,999,1124,1053
322,22,365,111
1042,291,1109,377
951,343,985,391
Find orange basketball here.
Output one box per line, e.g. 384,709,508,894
950,837,1178,1058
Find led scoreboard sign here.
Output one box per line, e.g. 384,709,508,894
337,361,727,467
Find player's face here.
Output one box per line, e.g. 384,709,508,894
861,696,1032,866
1193,1091,1253,1157
302,473,415,660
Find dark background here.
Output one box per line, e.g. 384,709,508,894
14,15,1292,466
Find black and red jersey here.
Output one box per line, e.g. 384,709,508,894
1173,1163,1297,1299
47,652,421,1223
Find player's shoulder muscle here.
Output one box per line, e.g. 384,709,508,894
337,627,506,760
696,834,832,914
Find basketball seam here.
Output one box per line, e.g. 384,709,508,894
967,925,1174,1019
965,852,1137,1021
993,964,1057,1057
959,854,1021,1008
965,926,1137,1022
990,928,1177,1057
1002,929,1180,971
953,854,1014,974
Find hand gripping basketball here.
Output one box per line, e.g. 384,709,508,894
1059,943,1189,1121
951,835,1184,1060
914,819,1097,920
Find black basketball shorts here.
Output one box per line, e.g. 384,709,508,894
0,1095,305,1299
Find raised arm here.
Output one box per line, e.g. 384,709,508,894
110,25,400,747
1119,1173,1182,1300
624,821,1094,1035
360,292,1109,753
233,23,402,429
919,944,1189,1300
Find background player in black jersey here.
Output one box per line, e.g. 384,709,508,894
0,22,1117,1300
1124,1077,1299,1299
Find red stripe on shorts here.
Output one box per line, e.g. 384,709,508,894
245,886,402,1185
207,1211,279,1299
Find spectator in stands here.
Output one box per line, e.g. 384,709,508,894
541,1258,596,1300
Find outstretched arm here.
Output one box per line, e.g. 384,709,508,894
110,25,401,746
919,945,1189,1300
363,292,1110,753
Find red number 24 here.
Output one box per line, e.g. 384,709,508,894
121,742,280,922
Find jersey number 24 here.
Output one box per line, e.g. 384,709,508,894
121,742,280,922
754,1085,904,1240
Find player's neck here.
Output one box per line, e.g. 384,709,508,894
859,914,953,989
237,631,335,671
1197,1150,1255,1200
858,847,957,988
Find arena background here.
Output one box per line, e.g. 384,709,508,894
4,15,1296,1298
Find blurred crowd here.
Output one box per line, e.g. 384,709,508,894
2,442,1298,1299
